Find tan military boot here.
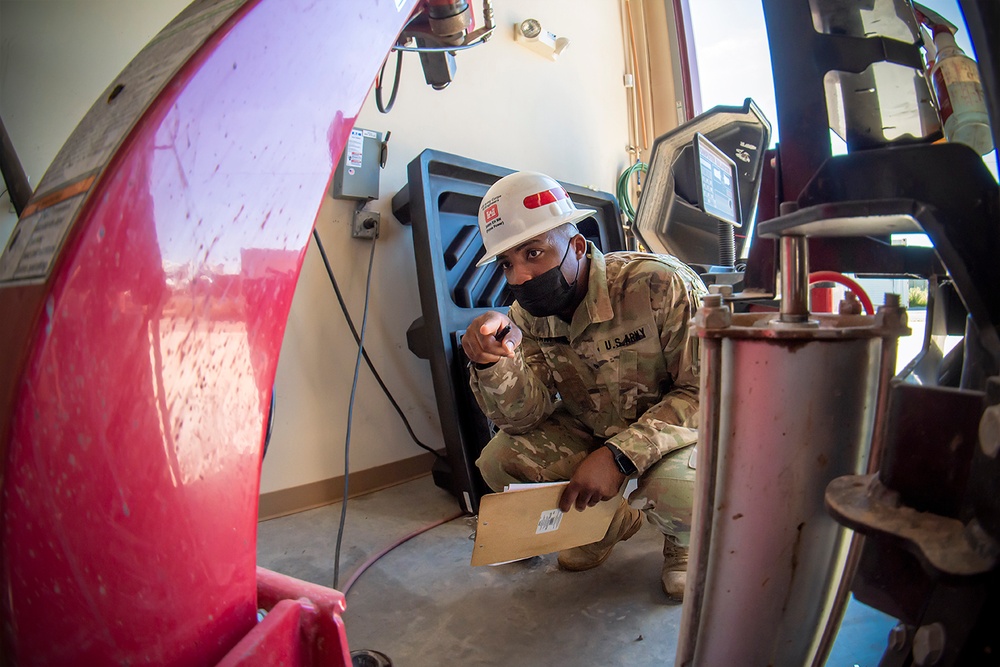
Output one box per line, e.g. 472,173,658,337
662,537,688,600
557,500,643,571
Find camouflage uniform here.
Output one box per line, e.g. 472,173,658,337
471,243,707,546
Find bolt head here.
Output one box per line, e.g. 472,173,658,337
874,303,909,334
703,294,723,308
913,622,946,666
694,304,731,330
979,405,1000,458
888,623,909,652
839,293,863,315
708,284,733,298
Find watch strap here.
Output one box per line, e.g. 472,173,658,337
605,443,637,475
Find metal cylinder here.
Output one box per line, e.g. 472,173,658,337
676,335,724,665
680,314,893,667
780,235,810,322
810,296,907,659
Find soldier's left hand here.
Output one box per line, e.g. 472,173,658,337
559,448,626,512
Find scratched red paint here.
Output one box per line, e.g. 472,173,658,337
0,0,414,664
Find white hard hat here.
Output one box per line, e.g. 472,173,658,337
476,171,594,266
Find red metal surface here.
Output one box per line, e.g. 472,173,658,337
217,600,307,667
0,1,415,664
219,567,355,667
254,567,352,666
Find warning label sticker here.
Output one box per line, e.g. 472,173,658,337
346,129,364,169
0,194,86,282
0,0,245,285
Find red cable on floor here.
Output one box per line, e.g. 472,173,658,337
340,510,467,596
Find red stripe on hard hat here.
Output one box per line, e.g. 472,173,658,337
523,187,569,209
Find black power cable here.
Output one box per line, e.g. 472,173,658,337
375,50,403,114
333,235,377,589
262,384,276,460
311,228,443,461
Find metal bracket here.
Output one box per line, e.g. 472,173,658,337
826,474,999,576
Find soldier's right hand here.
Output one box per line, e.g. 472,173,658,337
461,311,522,365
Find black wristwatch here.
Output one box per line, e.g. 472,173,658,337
605,443,637,475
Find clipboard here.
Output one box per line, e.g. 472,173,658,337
470,482,621,566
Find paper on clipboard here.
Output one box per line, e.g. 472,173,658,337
470,482,621,566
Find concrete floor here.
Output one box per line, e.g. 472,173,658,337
257,475,896,666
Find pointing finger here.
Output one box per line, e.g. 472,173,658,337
478,312,507,337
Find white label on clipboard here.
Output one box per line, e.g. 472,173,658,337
536,509,564,534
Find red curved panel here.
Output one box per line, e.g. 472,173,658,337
0,0,414,664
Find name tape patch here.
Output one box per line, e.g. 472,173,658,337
601,327,647,351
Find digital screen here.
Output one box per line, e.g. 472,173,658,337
695,133,740,227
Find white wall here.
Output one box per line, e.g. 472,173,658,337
0,0,192,241
0,0,633,496
261,1,632,493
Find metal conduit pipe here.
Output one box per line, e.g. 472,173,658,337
0,115,32,216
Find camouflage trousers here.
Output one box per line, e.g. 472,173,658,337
476,405,696,547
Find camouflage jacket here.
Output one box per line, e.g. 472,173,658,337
470,243,707,474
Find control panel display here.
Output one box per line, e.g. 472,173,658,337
694,132,741,227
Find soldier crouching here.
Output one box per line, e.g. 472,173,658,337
461,170,707,600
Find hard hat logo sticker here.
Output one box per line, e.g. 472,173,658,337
482,201,504,233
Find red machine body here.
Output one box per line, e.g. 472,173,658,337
0,0,415,663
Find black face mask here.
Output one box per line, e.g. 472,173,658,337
508,242,580,318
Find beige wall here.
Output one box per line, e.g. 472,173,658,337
0,0,632,496
0,0,192,241
262,2,631,494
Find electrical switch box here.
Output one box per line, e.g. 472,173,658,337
332,128,382,200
